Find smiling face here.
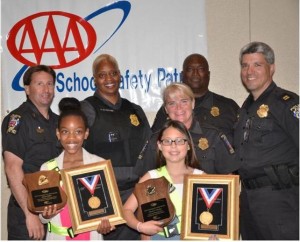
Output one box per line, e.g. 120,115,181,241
24,71,55,109
56,115,89,155
157,126,189,165
164,89,195,129
241,53,275,100
182,54,210,97
94,60,121,104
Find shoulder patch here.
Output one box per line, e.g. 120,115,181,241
290,104,299,119
7,114,21,134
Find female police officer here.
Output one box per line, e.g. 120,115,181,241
137,83,239,175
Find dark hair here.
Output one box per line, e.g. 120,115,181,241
58,97,88,129
23,65,56,86
155,120,199,169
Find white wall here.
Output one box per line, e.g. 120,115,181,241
205,0,299,109
1,0,299,239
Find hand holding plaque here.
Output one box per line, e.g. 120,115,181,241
133,176,175,227
23,170,67,213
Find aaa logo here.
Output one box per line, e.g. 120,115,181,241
6,1,131,91
7,11,97,69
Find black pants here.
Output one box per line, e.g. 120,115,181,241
103,223,140,240
103,188,140,240
7,196,47,240
240,186,299,240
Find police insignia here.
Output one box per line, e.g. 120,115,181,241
290,104,299,119
130,114,140,126
257,104,269,118
36,126,45,133
282,95,290,101
198,138,209,150
7,114,21,134
210,106,220,117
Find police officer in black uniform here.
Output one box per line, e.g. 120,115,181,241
137,83,239,175
151,53,239,140
234,41,299,240
81,54,151,240
1,65,61,240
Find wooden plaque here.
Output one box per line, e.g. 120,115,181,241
134,176,175,227
23,170,67,213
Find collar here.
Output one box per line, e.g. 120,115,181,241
26,99,53,120
195,91,213,110
189,119,203,135
243,82,276,108
93,91,122,109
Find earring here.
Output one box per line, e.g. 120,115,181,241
187,145,190,150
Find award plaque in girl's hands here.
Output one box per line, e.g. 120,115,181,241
133,176,175,227
23,170,67,213
60,160,125,235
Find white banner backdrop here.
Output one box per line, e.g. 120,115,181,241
1,0,207,114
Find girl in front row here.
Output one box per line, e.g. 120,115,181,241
39,97,114,240
123,120,204,240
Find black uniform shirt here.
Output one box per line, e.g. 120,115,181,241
233,82,299,179
138,119,239,174
81,92,152,202
1,100,60,173
151,91,239,139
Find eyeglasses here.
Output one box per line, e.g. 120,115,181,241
96,70,119,79
160,138,188,146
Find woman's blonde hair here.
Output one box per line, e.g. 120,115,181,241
162,83,195,106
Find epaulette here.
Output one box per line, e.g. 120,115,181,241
276,89,299,119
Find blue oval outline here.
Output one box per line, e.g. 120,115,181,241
11,0,131,91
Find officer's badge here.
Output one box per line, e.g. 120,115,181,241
290,104,299,119
198,138,209,150
210,106,220,117
257,104,269,118
130,114,140,126
36,126,45,133
7,114,21,134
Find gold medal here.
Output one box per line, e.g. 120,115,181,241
210,106,220,117
198,138,209,150
199,211,213,225
88,196,101,209
257,104,269,118
130,114,140,126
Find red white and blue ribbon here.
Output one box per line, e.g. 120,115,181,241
198,187,222,209
78,175,100,196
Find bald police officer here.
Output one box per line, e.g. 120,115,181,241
151,53,239,140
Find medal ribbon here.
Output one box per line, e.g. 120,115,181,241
198,187,222,209
78,175,100,196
